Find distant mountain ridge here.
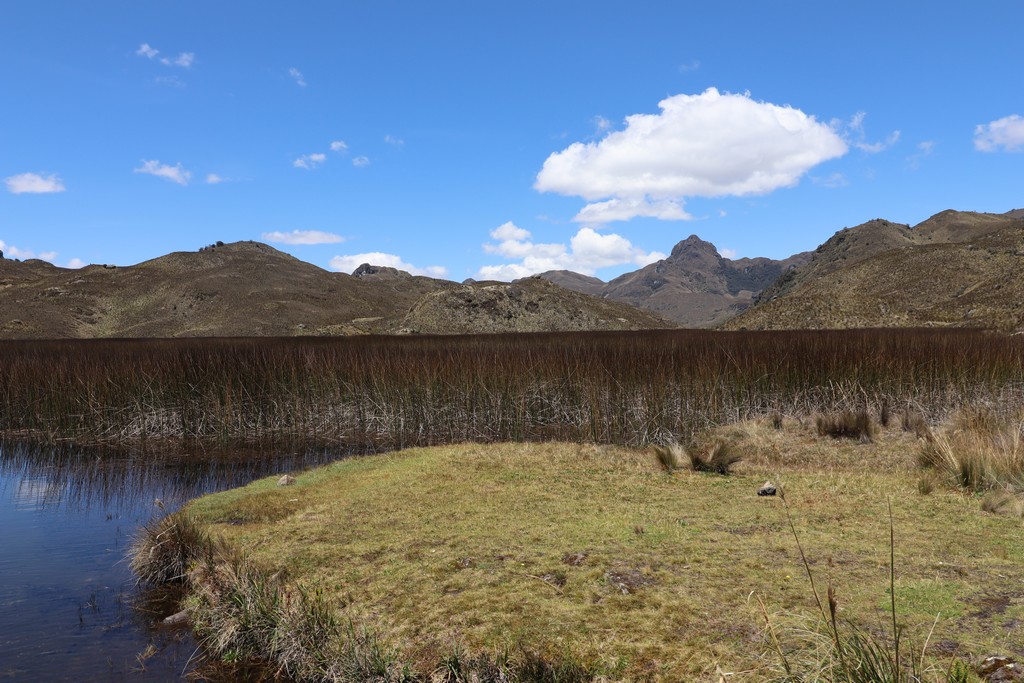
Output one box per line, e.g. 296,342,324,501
536,236,810,327
726,209,1024,331
0,241,671,338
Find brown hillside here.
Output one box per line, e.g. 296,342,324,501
726,210,1024,331
400,277,674,334
0,241,674,338
0,242,449,338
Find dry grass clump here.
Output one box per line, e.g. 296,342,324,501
130,513,218,585
980,489,1024,517
653,439,741,475
902,408,932,440
816,409,877,443
918,410,1024,491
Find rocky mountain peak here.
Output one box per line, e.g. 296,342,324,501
670,235,721,259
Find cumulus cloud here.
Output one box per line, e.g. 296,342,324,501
262,230,345,245
66,258,87,269
289,67,307,87
293,153,326,170
136,43,159,59
384,134,404,147
477,222,665,280
328,252,447,277
719,247,738,259
330,140,348,152
5,172,66,194
134,160,191,185
574,198,691,223
352,156,370,167
974,115,1024,152
535,88,847,222
205,173,225,184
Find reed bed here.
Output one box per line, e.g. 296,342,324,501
2,329,1023,451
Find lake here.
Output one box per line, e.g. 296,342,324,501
0,442,348,681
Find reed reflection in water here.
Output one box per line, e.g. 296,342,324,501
0,441,351,681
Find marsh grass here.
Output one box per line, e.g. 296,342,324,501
3,329,1023,451
918,410,1024,491
816,409,878,443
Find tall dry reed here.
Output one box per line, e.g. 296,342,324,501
1,329,1022,451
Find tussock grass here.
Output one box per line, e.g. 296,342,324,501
653,439,742,475
130,513,218,585
918,411,1024,491
816,409,878,443
903,409,932,440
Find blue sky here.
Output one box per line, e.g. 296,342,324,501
2,1,1022,281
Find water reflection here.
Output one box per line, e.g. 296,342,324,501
0,441,351,681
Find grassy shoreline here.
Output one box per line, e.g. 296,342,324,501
133,418,1024,681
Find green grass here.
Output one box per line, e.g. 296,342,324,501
175,419,1024,680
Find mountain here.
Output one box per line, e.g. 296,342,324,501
726,209,1024,331
537,236,810,328
400,277,673,334
0,241,672,338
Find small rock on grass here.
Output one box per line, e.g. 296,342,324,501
277,474,296,486
978,656,1022,682
757,481,777,496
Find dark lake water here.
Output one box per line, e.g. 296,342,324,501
0,442,348,681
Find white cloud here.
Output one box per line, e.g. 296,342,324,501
573,198,691,223
262,230,345,245
138,44,194,68
974,114,1024,152
328,252,447,277
66,258,87,269
678,60,701,72
906,140,936,170
289,67,307,87
330,140,348,152
205,173,225,184
593,116,612,133
5,172,66,194
840,112,900,153
535,88,847,222
161,52,194,68
0,239,59,262
352,156,370,167
477,223,665,280
293,153,326,170
134,159,191,185
719,247,738,259
384,134,404,147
